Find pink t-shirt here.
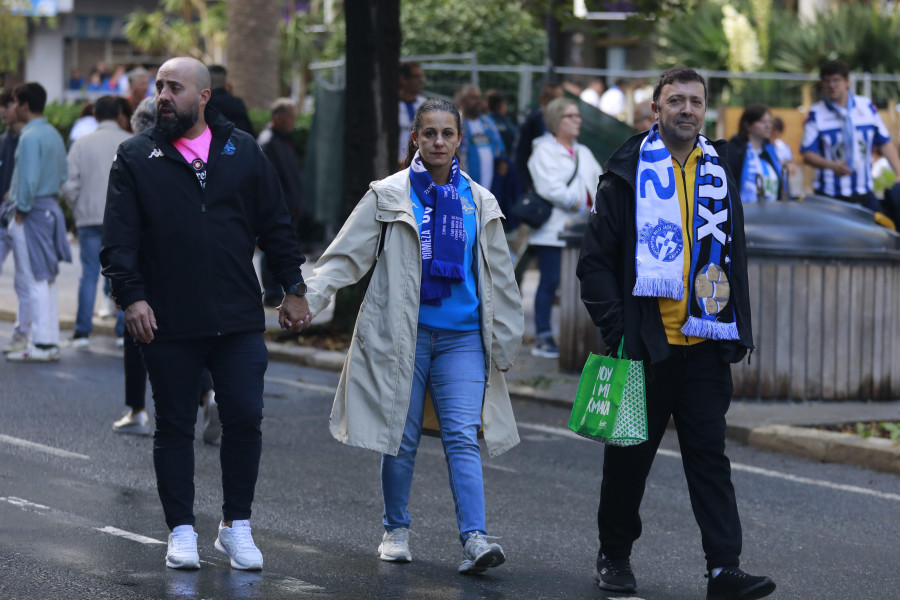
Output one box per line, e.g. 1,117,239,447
173,126,212,164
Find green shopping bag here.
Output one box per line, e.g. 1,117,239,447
568,340,648,446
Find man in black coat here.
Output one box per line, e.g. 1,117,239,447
207,64,255,136
101,56,310,572
577,66,775,600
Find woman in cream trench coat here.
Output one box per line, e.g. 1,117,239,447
304,168,524,459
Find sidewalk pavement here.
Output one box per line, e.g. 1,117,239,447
2,238,899,475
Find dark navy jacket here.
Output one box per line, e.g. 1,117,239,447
101,105,305,341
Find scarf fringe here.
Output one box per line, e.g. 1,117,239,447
633,277,684,300
431,260,466,280
681,317,739,340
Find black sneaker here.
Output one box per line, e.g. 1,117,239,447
531,336,560,358
706,567,776,600
595,555,636,592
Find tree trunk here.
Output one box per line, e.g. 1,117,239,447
331,0,401,332
225,0,280,110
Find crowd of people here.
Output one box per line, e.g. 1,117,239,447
7,53,900,600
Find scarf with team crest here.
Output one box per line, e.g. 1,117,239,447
409,151,466,305
633,124,738,340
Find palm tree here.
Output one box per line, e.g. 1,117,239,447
124,0,226,64
226,0,280,110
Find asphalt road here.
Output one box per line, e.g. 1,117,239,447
1,322,899,600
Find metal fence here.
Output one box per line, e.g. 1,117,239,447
310,55,900,124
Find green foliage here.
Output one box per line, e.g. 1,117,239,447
321,0,544,101
124,0,227,63
44,101,85,145
0,6,27,73
655,2,729,71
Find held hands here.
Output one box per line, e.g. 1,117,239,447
124,300,157,343
278,294,312,332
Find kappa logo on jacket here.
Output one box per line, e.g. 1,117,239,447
148,148,163,159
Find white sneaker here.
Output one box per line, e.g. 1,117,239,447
201,392,221,445
458,532,505,575
6,344,60,362
3,331,28,354
215,520,263,570
71,336,90,348
378,528,412,562
116,336,125,348
166,525,200,569
112,409,150,436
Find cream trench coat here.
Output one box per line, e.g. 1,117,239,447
304,169,524,458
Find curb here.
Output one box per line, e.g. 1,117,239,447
745,424,900,477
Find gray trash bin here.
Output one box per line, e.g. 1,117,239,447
558,212,604,372
734,195,900,400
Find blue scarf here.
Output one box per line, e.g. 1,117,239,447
739,141,782,202
409,151,466,306
825,95,857,169
634,125,738,340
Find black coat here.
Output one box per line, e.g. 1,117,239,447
101,105,305,341
576,132,753,364
208,88,255,137
257,126,303,221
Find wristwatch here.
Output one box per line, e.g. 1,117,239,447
284,282,307,297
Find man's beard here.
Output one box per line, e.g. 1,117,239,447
156,101,199,142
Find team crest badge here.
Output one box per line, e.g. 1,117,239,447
192,158,204,171
639,218,683,262
694,263,730,315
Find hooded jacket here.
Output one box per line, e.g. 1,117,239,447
576,132,753,364
101,105,305,342
305,169,524,457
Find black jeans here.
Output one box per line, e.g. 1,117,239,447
598,342,742,570
141,331,268,529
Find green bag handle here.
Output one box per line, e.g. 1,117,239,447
616,338,627,360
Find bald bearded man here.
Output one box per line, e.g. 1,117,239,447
101,57,310,571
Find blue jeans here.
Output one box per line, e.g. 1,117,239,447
381,328,487,544
534,245,561,338
75,226,103,336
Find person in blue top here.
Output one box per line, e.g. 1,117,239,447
801,59,900,211
725,104,785,203
302,98,524,576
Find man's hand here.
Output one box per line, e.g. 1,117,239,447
831,160,853,176
14,209,24,225
278,294,311,332
124,300,157,343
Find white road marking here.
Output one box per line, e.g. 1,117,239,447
1,495,325,590
518,422,900,503
95,525,165,545
264,376,335,394
0,496,50,510
0,434,90,460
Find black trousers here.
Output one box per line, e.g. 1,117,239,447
598,342,742,570
141,331,268,530
125,332,214,410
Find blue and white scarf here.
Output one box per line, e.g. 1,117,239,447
634,124,738,340
739,141,782,203
409,151,466,305
825,95,857,170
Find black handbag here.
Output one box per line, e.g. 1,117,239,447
513,152,580,229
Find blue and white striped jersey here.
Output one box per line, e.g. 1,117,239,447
801,94,890,197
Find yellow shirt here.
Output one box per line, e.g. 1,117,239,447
657,146,705,346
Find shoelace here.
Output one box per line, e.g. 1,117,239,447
170,530,197,551
465,533,501,556
383,528,416,550
227,524,259,551
705,568,748,580
602,559,633,576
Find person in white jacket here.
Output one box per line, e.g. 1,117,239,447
527,97,602,358
304,98,523,576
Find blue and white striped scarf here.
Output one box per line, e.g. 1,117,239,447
634,125,738,340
